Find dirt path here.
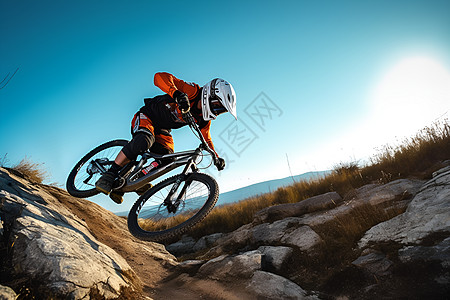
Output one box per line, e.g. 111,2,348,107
150,275,254,300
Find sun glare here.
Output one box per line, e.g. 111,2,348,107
370,56,450,141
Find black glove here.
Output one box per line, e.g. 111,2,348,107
173,90,190,113
215,157,225,171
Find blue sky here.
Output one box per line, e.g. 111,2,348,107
1,0,450,212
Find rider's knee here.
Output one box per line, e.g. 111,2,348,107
122,132,155,160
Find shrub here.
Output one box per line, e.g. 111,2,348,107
11,157,49,184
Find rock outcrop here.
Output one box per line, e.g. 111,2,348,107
162,165,449,299
197,177,424,259
0,167,176,299
248,271,316,300
358,166,450,246
353,165,450,297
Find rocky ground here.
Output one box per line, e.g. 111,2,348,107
0,167,176,299
1,163,449,299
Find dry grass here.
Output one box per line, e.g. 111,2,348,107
312,200,408,252
364,118,450,181
185,119,450,239
0,154,9,167
1,156,49,184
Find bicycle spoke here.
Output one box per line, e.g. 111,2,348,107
136,177,210,232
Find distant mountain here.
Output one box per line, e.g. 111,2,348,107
215,171,330,207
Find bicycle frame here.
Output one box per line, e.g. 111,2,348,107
114,112,216,194
117,148,200,193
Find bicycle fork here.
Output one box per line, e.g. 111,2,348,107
164,158,198,213
164,175,194,213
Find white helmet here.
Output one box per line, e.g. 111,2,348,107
201,78,237,121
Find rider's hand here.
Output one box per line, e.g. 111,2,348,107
215,157,226,171
173,90,190,113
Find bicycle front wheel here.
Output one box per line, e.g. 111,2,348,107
127,172,219,242
66,139,128,198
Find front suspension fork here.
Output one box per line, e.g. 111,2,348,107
164,171,195,213
163,153,200,213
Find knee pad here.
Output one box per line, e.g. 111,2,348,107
122,132,155,160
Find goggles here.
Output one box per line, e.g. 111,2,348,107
209,98,228,116
209,78,228,116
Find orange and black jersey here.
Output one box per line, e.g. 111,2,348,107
153,71,201,100
139,72,216,152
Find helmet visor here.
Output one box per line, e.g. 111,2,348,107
209,98,228,116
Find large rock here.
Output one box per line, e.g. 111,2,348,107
247,271,319,300
206,218,322,258
0,174,137,299
352,251,394,277
253,192,343,224
202,224,253,257
398,237,450,268
165,233,224,256
193,233,224,252
350,179,423,206
258,246,293,273
359,169,450,247
279,225,322,252
0,167,177,299
165,235,197,256
198,251,262,280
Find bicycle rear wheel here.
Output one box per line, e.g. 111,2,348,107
66,139,128,198
127,172,219,242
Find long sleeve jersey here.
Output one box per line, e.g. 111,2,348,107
139,72,217,153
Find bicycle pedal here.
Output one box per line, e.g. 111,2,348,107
109,192,124,204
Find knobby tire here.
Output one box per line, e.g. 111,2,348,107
127,172,219,242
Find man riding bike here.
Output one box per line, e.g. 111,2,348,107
95,72,237,203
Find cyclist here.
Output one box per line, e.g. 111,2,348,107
95,72,237,203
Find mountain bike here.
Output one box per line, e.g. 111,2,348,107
66,111,221,242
